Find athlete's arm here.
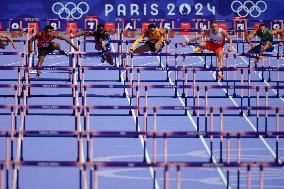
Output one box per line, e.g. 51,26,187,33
70,31,93,39
271,29,284,45
222,30,233,52
158,28,166,44
104,30,111,42
245,30,257,48
130,32,145,51
0,33,18,49
180,30,207,46
55,33,79,51
28,32,40,53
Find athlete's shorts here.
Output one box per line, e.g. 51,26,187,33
38,43,54,58
146,41,165,52
0,40,9,49
205,40,225,54
95,41,111,52
250,41,274,54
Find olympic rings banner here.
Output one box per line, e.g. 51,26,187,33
0,0,283,22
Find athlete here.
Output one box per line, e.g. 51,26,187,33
28,25,78,79
129,23,166,55
245,23,283,63
180,21,233,79
0,32,17,49
70,23,114,65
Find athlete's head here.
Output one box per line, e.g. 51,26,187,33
97,24,105,35
258,24,266,34
148,23,157,34
44,25,53,36
97,24,105,30
210,21,218,34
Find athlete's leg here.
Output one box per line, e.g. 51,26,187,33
51,42,68,56
198,41,207,50
261,41,273,54
0,40,9,49
247,43,261,54
36,56,45,79
246,43,263,63
95,41,103,51
50,42,60,50
194,41,206,53
216,49,224,79
133,43,151,53
155,42,165,52
105,54,114,65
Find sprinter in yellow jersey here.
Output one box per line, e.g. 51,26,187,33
129,23,166,54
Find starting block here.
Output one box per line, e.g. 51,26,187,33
161,21,175,38
167,30,174,38
9,19,24,38
123,20,137,38
271,21,282,30
10,31,24,38
271,20,282,37
66,23,77,36
254,24,260,30
28,22,39,35
104,22,116,34
85,16,98,30
179,23,191,35
218,22,228,30
142,23,151,30
123,30,136,38
195,20,209,30
233,17,248,38
48,20,61,31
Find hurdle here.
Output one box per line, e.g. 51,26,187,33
1,17,284,189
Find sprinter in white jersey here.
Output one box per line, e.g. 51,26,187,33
180,21,233,79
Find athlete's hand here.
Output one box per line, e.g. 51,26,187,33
181,42,187,47
12,43,18,49
228,46,233,52
74,46,79,51
101,40,106,49
69,36,75,39
249,43,254,48
29,49,33,53
129,49,134,55
155,42,162,52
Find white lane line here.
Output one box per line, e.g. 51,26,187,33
215,74,283,166
70,38,88,189
185,36,283,167
112,44,161,189
241,45,284,101
155,53,231,188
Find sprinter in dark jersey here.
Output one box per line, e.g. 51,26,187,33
71,24,114,65
246,24,283,63
28,25,79,79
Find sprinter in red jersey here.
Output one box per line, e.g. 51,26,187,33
28,25,79,79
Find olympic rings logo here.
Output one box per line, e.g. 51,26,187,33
231,0,267,18
52,2,89,19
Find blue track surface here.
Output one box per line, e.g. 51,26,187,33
0,32,284,189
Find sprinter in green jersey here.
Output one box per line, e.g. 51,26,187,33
245,24,283,63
